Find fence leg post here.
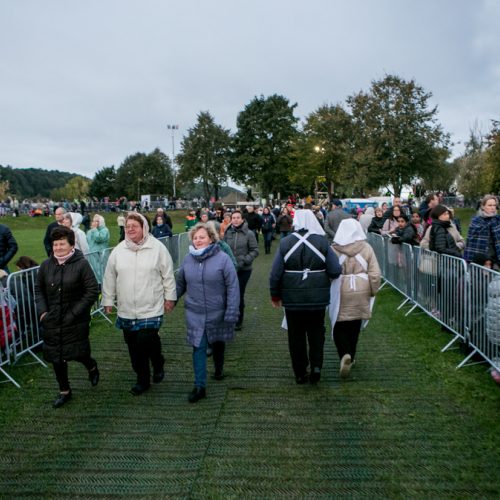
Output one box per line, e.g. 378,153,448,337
0,367,21,388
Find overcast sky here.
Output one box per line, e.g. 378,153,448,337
1,0,499,179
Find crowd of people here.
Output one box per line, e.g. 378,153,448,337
1,193,500,408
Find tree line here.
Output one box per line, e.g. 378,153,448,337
4,73,498,202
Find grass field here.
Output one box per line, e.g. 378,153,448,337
2,206,499,497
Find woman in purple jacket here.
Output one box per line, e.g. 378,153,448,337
176,223,240,403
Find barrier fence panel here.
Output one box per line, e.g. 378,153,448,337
367,233,493,369
367,233,386,279
6,268,46,368
466,264,500,370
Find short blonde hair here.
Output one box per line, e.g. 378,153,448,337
481,195,498,208
189,222,219,243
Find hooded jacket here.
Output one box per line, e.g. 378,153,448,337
223,222,259,271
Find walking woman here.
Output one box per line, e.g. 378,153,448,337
270,209,341,384
276,206,293,238
330,218,381,379
102,213,177,395
261,206,276,254
176,223,240,403
223,210,259,330
464,195,500,268
35,226,99,408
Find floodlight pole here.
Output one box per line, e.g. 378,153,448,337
167,124,179,198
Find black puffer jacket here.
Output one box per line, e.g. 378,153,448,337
0,224,18,270
35,249,99,363
269,230,342,309
429,220,462,258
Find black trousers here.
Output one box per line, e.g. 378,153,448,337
333,320,362,361
123,328,164,387
212,341,225,372
285,308,326,378
52,355,96,392
236,269,252,326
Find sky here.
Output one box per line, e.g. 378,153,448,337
1,0,499,180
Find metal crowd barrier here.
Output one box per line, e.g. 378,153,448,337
367,233,498,371
0,232,191,387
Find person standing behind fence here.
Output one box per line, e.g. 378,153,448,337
427,205,463,257
43,207,66,256
223,210,259,331
367,207,385,235
176,223,240,403
86,214,110,283
270,209,341,384
330,219,381,379
61,213,89,255
464,195,500,269
0,223,18,273
102,213,177,396
35,226,99,408
151,214,173,239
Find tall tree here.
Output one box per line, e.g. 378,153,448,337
292,104,353,197
51,176,91,201
456,125,489,199
484,119,500,194
89,166,117,199
231,94,299,197
115,149,173,200
347,74,450,196
176,111,232,201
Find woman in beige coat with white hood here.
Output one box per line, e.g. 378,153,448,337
329,218,381,379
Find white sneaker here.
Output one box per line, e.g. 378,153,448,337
340,354,352,379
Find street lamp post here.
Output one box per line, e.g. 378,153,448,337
167,124,179,198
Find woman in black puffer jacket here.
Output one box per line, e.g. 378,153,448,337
35,226,99,408
429,205,462,258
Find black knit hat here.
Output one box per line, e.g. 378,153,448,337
430,204,450,220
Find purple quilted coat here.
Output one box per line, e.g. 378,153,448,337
176,244,240,347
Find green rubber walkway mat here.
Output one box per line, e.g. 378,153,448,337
1,246,500,498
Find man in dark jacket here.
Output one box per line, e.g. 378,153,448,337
0,224,18,272
270,209,342,384
243,206,263,242
324,199,350,243
43,207,66,256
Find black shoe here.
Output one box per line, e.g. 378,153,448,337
310,367,321,384
153,356,165,383
213,369,225,381
295,374,309,385
53,390,72,408
188,387,206,403
130,383,150,396
88,365,100,387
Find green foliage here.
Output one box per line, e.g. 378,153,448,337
50,175,91,201
114,148,173,200
484,120,500,193
176,111,232,201
0,165,77,198
89,166,117,199
347,74,451,196
231,94,299,197
292,104,354,196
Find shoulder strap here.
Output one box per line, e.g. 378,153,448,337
284,233,326,263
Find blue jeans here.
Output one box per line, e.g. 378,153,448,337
193,333,208,388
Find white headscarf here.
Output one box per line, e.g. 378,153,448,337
69,212,82,228
93,214,106,227
293,209,325,236
333,218,367,246
125,212,150,251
